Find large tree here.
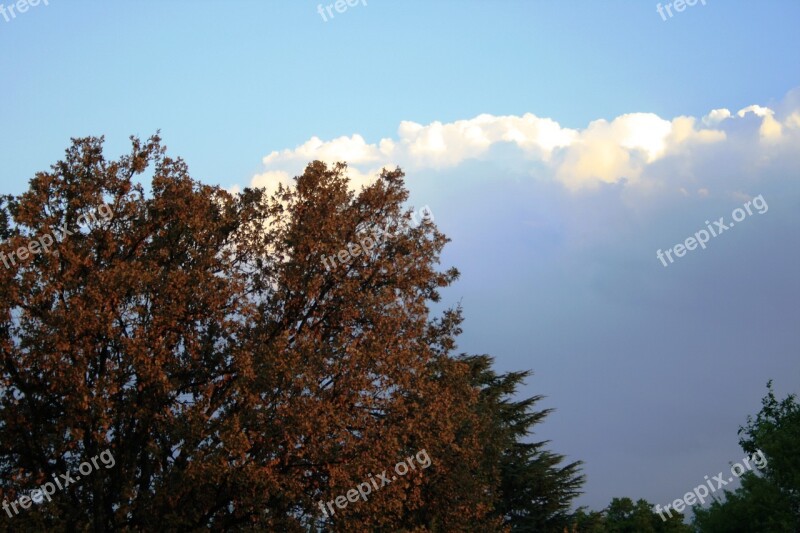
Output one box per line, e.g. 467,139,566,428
0,135,583,531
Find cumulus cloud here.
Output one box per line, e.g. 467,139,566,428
243,92,800,195
702,108,732,126
735,104,784,141
250,170,293,199
394,114,577,168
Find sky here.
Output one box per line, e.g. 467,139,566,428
2,0,800,515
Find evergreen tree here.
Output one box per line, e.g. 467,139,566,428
462,353,585,532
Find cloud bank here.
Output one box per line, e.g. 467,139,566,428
247,89,800,200
239,89,800,514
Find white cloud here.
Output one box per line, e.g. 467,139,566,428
242,95,800,194
737,104,773,118
666,116,726,146
736,105,784,141
262,134,384,167
250,170,293,199
702,108,732,126
394,114,578,168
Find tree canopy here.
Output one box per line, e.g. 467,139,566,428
0,135,584,531
693,382,800,532
569,497,693,533
577,382,800,533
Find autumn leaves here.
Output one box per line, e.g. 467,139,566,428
0,203,113,269
320,205,434,272
0,143,583,530
318,449,432,517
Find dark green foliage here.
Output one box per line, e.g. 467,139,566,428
568,498,692,533
460,354,585,532
693,382,800,533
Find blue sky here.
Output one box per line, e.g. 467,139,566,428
2,1,799,192
3,0,800,515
